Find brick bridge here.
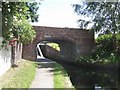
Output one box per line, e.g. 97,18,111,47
22,26,95,61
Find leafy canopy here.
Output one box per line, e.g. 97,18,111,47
2,1,40,44
73,1,120,34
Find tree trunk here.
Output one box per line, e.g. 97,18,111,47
11,45,15,67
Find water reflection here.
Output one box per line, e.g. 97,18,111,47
63,64,119,90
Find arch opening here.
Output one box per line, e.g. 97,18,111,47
36,39,77,61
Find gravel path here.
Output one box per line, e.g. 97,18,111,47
30,58,55,88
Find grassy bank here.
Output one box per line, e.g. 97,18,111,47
0,59,36,88
54,63,74,88
0,59,74,89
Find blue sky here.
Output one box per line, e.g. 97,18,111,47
32,0,80,28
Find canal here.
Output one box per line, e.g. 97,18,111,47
52,59,119,90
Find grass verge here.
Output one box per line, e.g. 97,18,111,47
54,63,74,88
0,59,36,88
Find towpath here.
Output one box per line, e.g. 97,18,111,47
30,58,54,88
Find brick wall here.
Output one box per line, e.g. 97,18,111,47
22,26,95,61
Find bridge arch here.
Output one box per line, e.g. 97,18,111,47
37,38,77,61
22,26,95,61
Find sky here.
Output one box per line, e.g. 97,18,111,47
32,0,81,28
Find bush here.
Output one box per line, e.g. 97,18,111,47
92,34,120,64
18,20,36,44
76,34,120,64
95,34,113,58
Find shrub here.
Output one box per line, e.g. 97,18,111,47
95,34,113,58
76,34,120,64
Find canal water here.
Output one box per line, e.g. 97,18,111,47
56,60,119,90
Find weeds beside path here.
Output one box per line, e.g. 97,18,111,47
54,63,74,88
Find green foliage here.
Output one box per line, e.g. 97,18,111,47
13,20,36,44
18,20,36,44
26,2,40,22
76,34,120,64
54,63,74,88
92,34,120,64
73,1,120,34
2,2,40,44
116,33,120,41
54,63,67,88
76,55,95,63
0,37,10,50
47,43,60,51
77,53,119,64
94,34,120,58
95,34,113,58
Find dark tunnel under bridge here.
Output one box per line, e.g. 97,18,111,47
37,38,77,61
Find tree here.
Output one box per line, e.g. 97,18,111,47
73,1,120,34
73,1,120,55
2,2,40,43
2,1,40,66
